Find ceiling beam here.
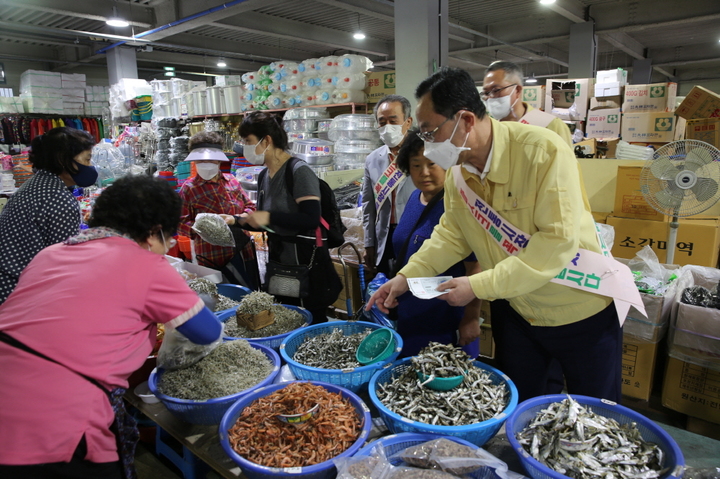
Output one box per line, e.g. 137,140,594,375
152,33,302,62
601,31,645,60
0,20,151,44
0,0,153,28
311,0,393,22
542,0,586,23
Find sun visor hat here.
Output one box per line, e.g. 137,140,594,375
184,147,230,162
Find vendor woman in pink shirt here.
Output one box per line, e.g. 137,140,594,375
0,175,223,479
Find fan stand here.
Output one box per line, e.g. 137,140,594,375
667,210,680,265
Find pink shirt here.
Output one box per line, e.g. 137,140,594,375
0,236,203,465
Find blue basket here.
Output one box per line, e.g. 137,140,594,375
279,321,403,393
505,395,685,479
148,342,280,425
354,432,500,479
218,304,312,350
219,381,372,479
214,284,252,316
368,358,518,446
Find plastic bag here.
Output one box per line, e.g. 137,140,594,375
335,443,391,479
362,273,396,330
157,324,224,371
192,213,235,247
628,246,675,289
684,468,720,479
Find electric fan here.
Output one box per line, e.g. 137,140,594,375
640,139,720,264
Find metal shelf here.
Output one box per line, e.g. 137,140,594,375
190,102,369,120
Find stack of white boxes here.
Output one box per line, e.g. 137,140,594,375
586,69,627,140
20,70,64,114
214,75,243,87
0,88,24,114
84,85,109,116
62,73,86,115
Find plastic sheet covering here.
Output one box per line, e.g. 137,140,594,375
330,207,365,262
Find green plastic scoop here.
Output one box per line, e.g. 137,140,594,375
356,328,395,365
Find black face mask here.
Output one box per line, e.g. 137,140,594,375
70,161,98,187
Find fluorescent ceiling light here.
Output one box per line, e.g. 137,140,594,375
526,75,538,84
217,58,227,67
164,71,175,77
106,7,129,27
353,32,366,40
539,0,556,4
164,66,175,71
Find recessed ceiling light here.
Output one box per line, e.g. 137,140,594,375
353,32,366,40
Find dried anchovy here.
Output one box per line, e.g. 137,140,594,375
158,339,273,400
389,468,458,479
237,291,275,315
225,304,306,338
377,364,508,426
397,438,477,472
340,456,378,479
517,396,664,479
292,328,372,369
412,342,473,379
215,295,240,312
193,213,235,246
187,277,217,296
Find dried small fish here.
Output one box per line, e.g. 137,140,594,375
378,346,509,426
293,328,372,369
186,278,240,312
225,304,305,338
516,396,664,479
158,339,274,400
192,213,235,246
412,342,473,379
237,291,275,314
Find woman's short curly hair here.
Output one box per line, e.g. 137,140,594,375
396,128,425,175
188,131,224,150
29,127,95,175
88,175,182,241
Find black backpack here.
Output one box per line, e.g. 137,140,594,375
258,157,347,248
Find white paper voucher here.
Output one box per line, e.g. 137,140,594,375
407,276,453,299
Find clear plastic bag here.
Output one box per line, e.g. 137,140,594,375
156,324,224,371
362,273,396,329
192,213,235,247
335,444,391,479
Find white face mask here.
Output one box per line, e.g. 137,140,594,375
244,142,268,165
195,162,219,180
422,114,471,170
378,124,405,148
486,88,518,120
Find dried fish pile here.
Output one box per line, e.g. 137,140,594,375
225,304,305,338
377,345,508,426
237,290,274,314
412,342,472,379
158,339,273,400
516,396,664,479
186,278,240,312
292,328,372,369
227,382,362,468
192,213,235,246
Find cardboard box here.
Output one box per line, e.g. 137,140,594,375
596,68,627,85
595,82,624,98
661,357,720,424
586,108,621,139
607,215,720,267
480,300,491,326
621,336,659,401
613,166,666,221
522,85,545,110
545,78,593,121
621,112,676,143
623,83,677,113
676,86,720,120
591,95,623,110
591,211,610,224
478,323,495,359
332,260,363,313
685,118,720,149
365,71,396,103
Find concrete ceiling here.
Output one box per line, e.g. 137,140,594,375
0,0,718,87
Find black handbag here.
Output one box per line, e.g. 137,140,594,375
264,256,312,298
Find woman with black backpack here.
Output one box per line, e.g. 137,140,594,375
222,111,342,324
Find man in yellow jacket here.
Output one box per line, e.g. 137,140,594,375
367,67,622,402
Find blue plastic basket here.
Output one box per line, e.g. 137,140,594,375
279,321,403,393
214,284,252,316
354,432,500,479
368,358,518,446
218,304,312,350
505,394,685,479
219,381,372,479
148,342,280,425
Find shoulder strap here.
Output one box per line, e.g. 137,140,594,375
284,157,299,197
395,190,444,268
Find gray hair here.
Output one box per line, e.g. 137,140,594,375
485,61,523,85
373,94,412,120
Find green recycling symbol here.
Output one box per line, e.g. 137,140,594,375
384,73,395,89
524,89,537,101
655,117,673,131
650,86,665,98
575,84,581,95
565,92,575,102
607,115,618,123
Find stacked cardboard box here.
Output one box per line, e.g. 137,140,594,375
586,70,626,144
522,85,545,111
621,83,678,144
61,73,86,115
365,71,396,103
677,86,720,149
544,78,593,122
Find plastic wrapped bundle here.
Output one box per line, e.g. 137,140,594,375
328,114,380,141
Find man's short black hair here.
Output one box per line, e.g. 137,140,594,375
88,175,182,242
396,129,425,175
415,67,486,119
29,127,95,176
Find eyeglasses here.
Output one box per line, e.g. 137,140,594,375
480,83,517,101
416,116,454,143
